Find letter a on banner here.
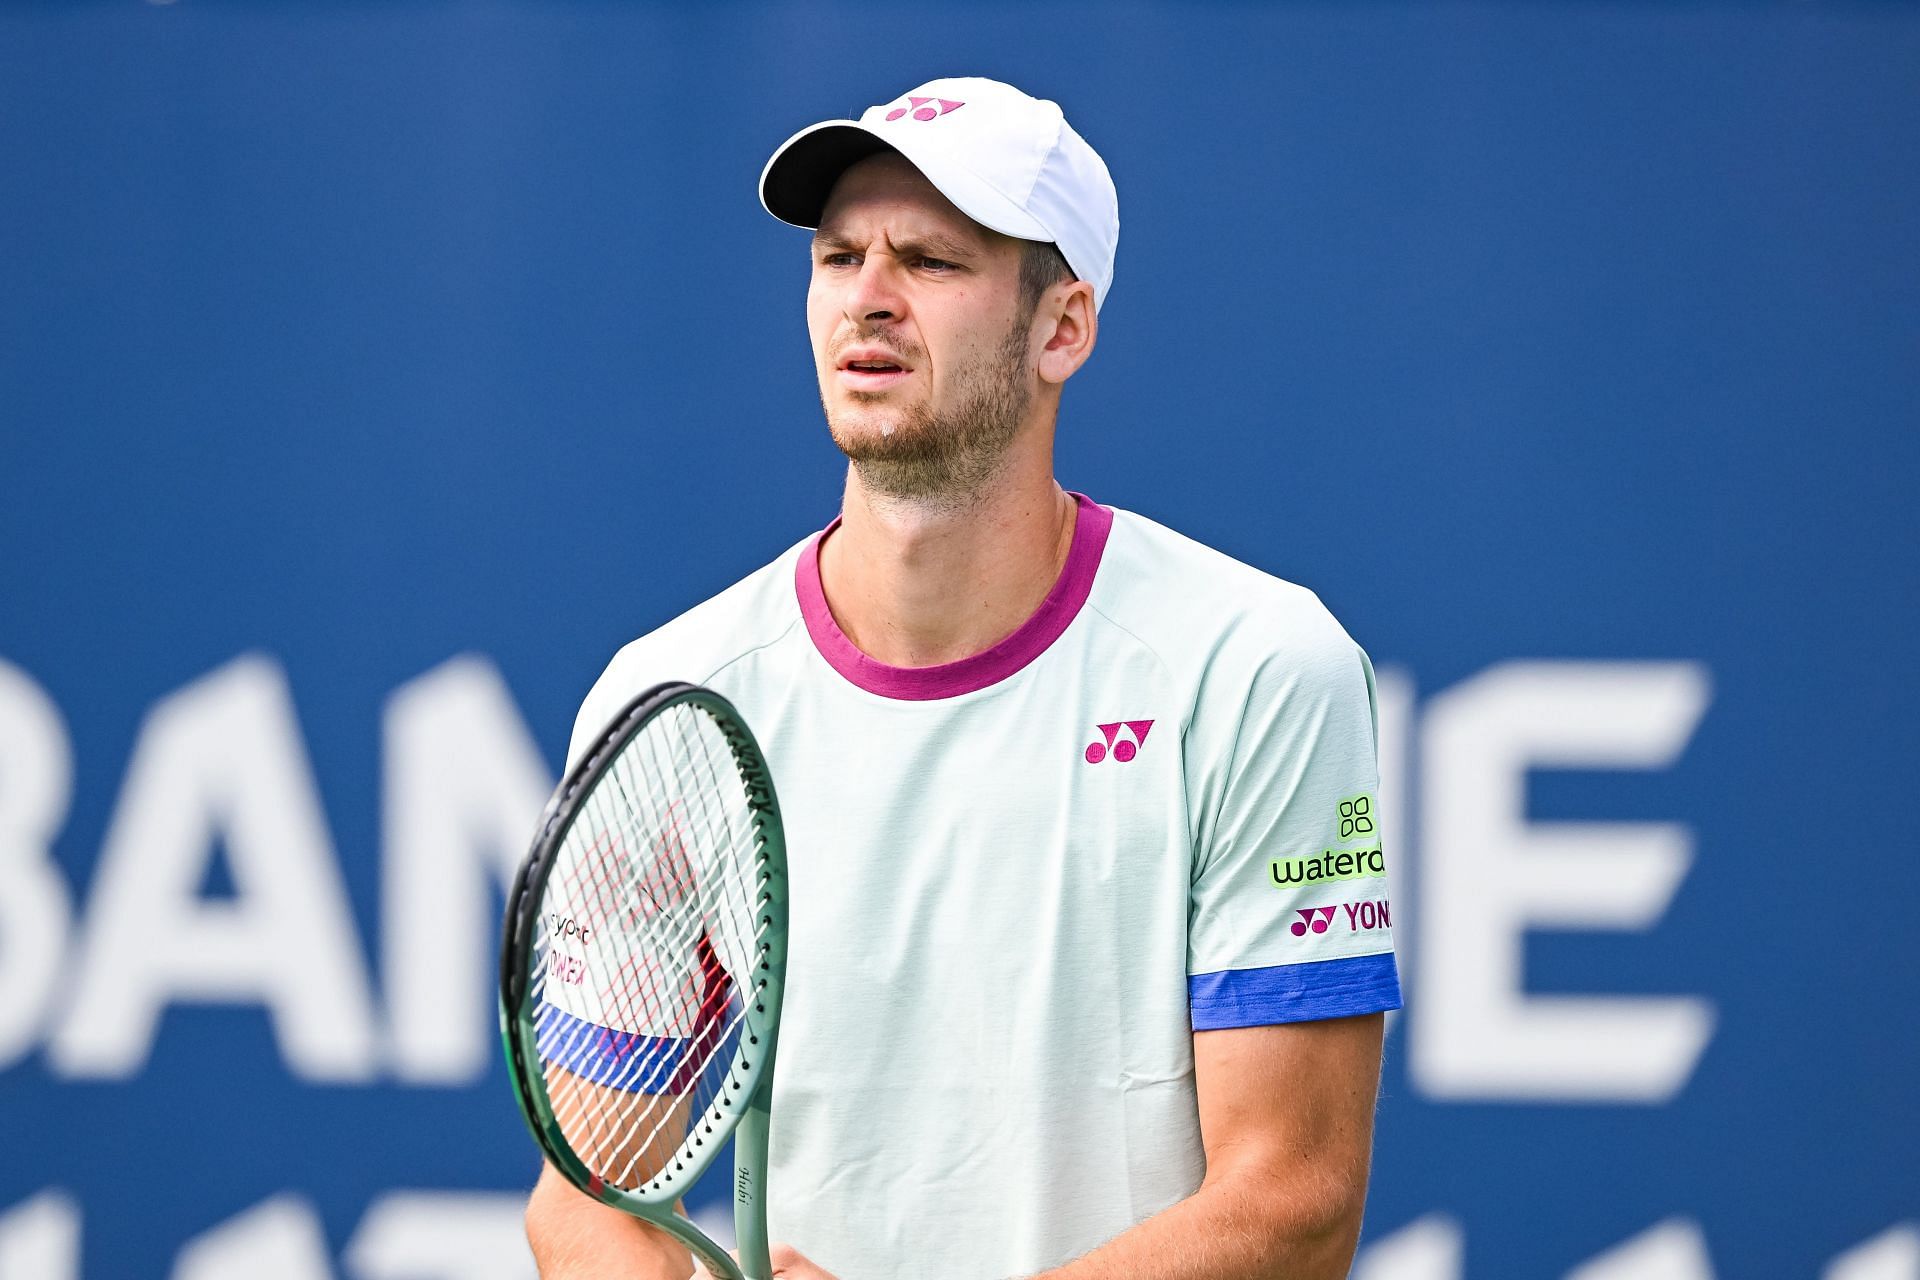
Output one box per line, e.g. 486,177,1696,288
50,655,378,1082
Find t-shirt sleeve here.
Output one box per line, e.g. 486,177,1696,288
1185,620,1403,1030
566,665,627,773
540,648,748,1092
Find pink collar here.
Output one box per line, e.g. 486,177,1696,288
794,493,1114,701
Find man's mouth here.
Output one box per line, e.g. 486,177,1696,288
836,351,912,390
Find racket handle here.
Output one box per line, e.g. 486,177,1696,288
732,1075,775,1280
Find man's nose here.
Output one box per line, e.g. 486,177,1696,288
843,255,904,324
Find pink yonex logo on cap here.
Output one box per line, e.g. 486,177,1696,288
885,96,964,122
760,76,1121,310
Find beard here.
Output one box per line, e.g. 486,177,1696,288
822,314,1032,506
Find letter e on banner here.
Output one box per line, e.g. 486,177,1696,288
1413,660,1715,1102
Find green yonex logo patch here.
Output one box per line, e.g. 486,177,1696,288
1337,793,1375,842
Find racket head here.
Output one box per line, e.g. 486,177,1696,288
499,681,788,1225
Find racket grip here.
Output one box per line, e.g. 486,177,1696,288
732,1076,775,1280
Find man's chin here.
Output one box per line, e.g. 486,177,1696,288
827,411,934,460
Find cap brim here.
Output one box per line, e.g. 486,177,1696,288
759,120,1054,246
759,122,893,229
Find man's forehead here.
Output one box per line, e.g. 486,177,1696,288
814,153,1000,250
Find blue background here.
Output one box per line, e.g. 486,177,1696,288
2,1,1915,1276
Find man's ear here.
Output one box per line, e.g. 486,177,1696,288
1036,281,1098,386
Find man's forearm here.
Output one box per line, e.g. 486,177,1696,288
1027,1165,1366,1280
525,1161,695,1280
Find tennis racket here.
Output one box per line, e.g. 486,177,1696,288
499,681,789,1280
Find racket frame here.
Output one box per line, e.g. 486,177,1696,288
499,681,789,1280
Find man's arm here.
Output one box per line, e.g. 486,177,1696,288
747,1013,1387,1280
526,1160,696,1280
524,1066,697,1279
1034,1012,1385,1280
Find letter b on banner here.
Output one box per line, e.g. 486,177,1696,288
0,660,73,1071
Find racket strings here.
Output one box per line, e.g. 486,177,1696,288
540,741,748,1177
551,711,751,1160
530,701,774,1194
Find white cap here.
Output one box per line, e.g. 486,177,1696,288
760,77,1119,310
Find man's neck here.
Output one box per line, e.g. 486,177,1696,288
818,456,1078,670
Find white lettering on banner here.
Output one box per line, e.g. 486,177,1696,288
1350,1213,1463,1280
48,656,379,1081
0,659,74,1070
1565,1218,1715,1280
1825,1225,1920,1280
1414,661,1715,1102
345,1191,537,1280
0,1189,80,1280
382,657,554,1084
171,1195,335,1280
13,653,1725,1103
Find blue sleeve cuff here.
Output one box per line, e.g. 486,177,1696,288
1188,952,1403,1030
536,1005,729,1093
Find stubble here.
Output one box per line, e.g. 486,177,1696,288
823,315,1033,510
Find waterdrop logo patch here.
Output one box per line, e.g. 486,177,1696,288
1338,793,1375,841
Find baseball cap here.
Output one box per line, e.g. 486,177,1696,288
759,77,1119,311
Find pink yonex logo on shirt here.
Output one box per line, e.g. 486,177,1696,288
1291,900,1392,938
1290,906,1337,936
885,96,965,122
1085,720,1153,764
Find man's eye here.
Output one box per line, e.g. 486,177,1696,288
919,257,956,272
821,252,860,268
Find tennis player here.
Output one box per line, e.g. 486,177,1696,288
525,76,1402,1280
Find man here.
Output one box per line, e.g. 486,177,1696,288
525,76,1401,1279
